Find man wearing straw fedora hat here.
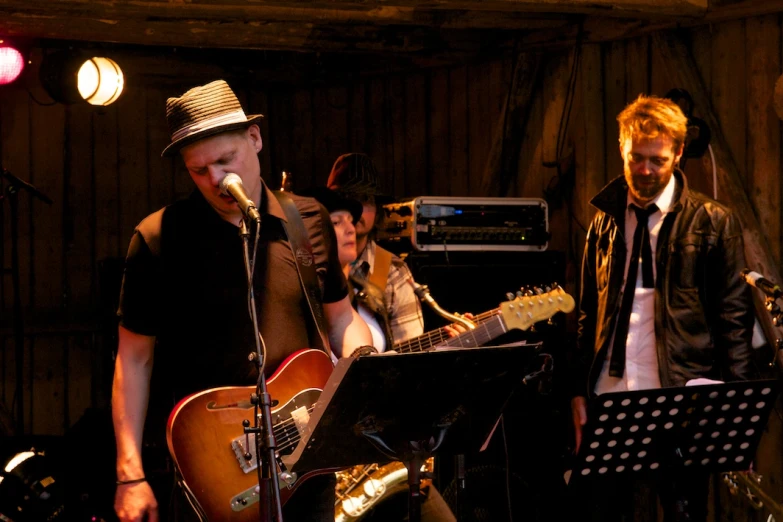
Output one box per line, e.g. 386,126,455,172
112,80,373,522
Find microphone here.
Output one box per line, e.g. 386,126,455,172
219,173,261,222
741,269,783,299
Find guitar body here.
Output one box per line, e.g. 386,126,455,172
166,348,335,521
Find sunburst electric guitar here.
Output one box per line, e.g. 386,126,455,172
166,286,574,521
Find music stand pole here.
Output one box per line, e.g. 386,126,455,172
363,426,450,522
453,453,466,521
239,217,284,522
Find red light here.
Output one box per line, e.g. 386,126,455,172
0,46,24,85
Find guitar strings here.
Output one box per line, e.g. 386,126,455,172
394,308,498,353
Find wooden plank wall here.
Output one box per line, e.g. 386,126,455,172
0,50,518,437
1,16,783,520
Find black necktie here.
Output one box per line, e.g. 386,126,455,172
608,203,659,378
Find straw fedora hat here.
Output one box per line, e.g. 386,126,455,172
161,80,264,157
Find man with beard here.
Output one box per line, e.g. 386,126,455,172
569,94,756,521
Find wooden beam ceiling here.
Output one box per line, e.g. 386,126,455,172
0,0,779,61
0,0,706,57
516,0,783,52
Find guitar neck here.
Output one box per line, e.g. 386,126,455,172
435,314,507,348
391,287,574,354
393,308,500,354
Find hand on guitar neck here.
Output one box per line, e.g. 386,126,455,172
430,285,575,350
442,312,476,338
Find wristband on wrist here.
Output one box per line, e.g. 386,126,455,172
351,345,378,358
116,477,147,486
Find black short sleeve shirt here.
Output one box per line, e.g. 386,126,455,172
117,182,347,399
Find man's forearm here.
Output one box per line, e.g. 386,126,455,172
112,348,153,480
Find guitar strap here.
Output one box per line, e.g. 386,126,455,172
369,243,393,292
273,190,331,357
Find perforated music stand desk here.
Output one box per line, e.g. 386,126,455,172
571,380,779,482
282,344,538,522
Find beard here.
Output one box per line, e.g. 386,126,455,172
624,165,673,203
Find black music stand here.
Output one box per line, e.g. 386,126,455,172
282,345,537,522
570,380,779,482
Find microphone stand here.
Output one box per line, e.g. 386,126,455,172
238,217,284,522
0,168,53,435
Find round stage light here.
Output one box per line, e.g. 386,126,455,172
0,44,25,85
77,57,124,106
40,50,124,106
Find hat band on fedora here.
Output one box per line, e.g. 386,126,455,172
170,109,249,142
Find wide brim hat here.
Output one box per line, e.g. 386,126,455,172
298,186,363,225
161,80,264,157
326,153,386,197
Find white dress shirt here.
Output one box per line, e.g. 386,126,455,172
595,174,677,395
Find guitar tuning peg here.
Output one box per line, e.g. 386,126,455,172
547,318,554,325
516,290,525,299
506,292,515,301
534,287,544,295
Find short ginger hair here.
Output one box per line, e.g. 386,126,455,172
617,94,688,152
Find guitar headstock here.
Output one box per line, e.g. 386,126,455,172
499,284,575,331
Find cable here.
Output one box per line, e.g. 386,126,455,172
556,25,582,163
244,219,268,376
27,88,57,107
501,415,514,522
708,143,718,200
541,21,588,261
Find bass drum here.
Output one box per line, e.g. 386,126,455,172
334,458,435,522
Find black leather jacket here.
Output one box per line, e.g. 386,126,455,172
572,170,756,398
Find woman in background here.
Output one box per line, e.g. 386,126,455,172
300,187,394,352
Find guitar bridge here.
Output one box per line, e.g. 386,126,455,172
231,435,259,474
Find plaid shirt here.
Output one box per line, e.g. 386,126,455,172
350,240,424,343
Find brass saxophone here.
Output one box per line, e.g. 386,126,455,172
334,458,435,521
723,469,783,521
